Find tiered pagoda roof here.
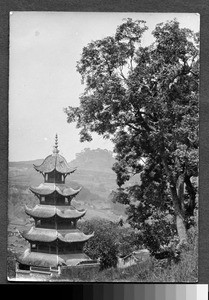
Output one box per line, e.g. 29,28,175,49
22,227,94,243
30,183,81,197
33,153,76,174
17,250,92,267
25,204,86,219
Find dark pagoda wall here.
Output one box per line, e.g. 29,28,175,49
29,241,85,254
45,171,64,184
38,193,73,206
34,217,77,229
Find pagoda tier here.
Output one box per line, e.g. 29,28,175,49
22,227,94,243
25,205,86,219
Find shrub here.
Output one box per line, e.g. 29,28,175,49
78,218,119,270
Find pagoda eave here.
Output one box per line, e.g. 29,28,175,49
16,250,92,268
21,227,94,243
29,184,82,197
25,204,86,219
33,165,76,176
33,154,76,174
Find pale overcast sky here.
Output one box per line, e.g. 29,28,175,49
9,12,199,162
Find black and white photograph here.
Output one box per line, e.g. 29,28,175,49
8,12,199,282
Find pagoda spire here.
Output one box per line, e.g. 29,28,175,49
53,133,59,154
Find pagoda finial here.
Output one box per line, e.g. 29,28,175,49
53,133,59,154
55,133,58,148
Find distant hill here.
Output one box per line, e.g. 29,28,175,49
70,148,115,173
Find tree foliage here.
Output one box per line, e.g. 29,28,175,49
79,218,142,269
79,219,119,270
65,18,199,250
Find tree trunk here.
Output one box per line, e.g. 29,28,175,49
184,174,196,216
176,174,185,210
162,157,188,246
169,185,188,246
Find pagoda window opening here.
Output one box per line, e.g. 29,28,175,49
36,219,41,227
45,173,48,181
31,243,37,252
65,198,68,205
40,196,45,204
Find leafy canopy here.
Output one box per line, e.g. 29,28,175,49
65,18,199,250
65,18,198,181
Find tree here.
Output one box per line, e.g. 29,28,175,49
65,19,199,249
116,226,142,257
79,219,119,270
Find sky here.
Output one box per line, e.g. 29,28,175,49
9,12,200,162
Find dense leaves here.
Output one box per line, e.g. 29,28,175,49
65,18,199,250
79,219,119,270
79,219,142,269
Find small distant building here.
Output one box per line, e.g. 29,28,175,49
16,135,98,278
117,249,150,268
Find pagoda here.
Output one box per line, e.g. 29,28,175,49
16,135,95,276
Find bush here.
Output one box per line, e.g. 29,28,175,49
78,218,119,270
